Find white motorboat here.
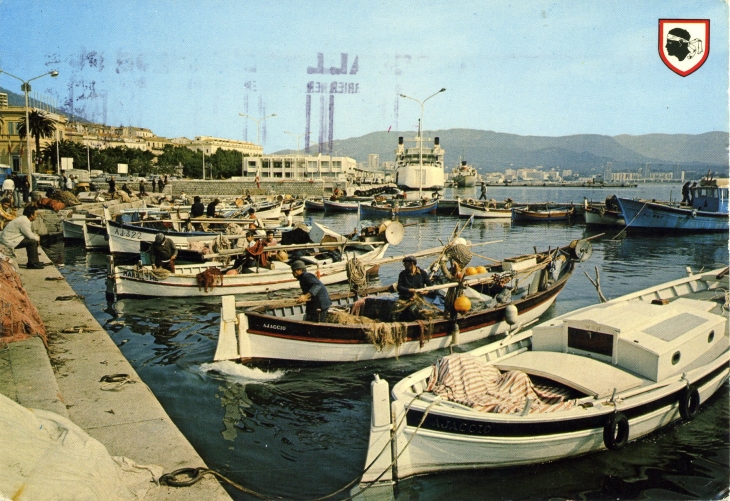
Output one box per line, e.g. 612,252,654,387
359,267,729,486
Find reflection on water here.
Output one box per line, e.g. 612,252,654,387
44,185,728,501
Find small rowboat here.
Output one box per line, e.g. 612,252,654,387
359,266,729,485
359,199,438,218
512,205,575,222
457,199,512,219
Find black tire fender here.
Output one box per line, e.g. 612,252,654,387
603,412,629,451
679,385,700,421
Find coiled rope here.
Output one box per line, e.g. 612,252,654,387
158,393,440,501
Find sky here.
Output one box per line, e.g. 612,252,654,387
0,0,727,154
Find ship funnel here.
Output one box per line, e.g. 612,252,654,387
461,160,467,166
398,136,404,145
434,137,440,145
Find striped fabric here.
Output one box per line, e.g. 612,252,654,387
426,353,575,414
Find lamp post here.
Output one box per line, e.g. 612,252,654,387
239,113,276,150
399,88,446,197
0,69,59,175
284,130,304,152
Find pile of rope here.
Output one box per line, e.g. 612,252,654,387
346,257,367,293
135,267,171,280
364,321,409,350
0,258,47,344
325,309,376,325
391,295,443,320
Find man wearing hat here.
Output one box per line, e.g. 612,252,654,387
291,260,331,322
149,232,178,272
397,256,432,300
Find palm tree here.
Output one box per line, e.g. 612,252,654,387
18,110,56,169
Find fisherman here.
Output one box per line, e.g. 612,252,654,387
190,196,205,217
0,206,43,269
397,256,432,300
291,260,332,322
681,181,691,205
149,232,178,272
108,176,116,196
479,182,487,200
206,198,221,217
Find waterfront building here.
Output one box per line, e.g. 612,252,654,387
238,153,356,181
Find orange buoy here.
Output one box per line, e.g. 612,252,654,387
465,267,478,276
476,265,487,274
454,294,471,313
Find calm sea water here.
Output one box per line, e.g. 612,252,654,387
46,183,729,501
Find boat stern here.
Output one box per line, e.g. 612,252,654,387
214,295,251,361
359,375,395,487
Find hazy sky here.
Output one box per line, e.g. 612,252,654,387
0,1,727,154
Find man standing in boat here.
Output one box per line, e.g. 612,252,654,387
479,182,487,200
681,181,692,205
291,260,331,322
149,232,178,272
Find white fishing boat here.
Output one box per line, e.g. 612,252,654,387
108,243,388,298
395,133,445,191
83,221,109,250
213,238,592,363
451,160,479,188
359,267,729,487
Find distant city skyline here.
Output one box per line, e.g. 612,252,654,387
0,1,726,155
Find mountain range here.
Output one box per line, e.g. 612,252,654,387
292,129,728,175
2,86,726,175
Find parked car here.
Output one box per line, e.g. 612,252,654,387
32,173,61,191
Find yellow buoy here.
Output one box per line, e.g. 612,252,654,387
465,267,478,276
454,294,471,313
476,265,487,274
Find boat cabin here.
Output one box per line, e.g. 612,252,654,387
691,178,728,213
528,297,726,385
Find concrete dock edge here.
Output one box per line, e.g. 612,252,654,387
1,249,233,500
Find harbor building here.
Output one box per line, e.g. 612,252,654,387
236,153,356,181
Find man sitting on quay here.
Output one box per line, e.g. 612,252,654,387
0,206,44,269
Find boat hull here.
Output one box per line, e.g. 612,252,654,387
584,207,625,226
359,200,438,218
112,245,387,298
106,219,216,255
62,219,85,239
458,200,512,219
362,267,730,483
616,197,729,232
512,207,575,222
83,222,109,250
396,164,444,191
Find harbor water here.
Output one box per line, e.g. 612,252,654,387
45,184,729,501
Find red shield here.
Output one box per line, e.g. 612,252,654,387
659,19,710,76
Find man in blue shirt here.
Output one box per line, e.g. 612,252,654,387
291,260,331,322
397,256,432,300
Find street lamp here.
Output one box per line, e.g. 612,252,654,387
0,69,59,175
399,88,446,196
239,113,276,150
284,130,305,152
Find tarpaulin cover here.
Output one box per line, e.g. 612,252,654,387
0,393,162,501
426,353,576,414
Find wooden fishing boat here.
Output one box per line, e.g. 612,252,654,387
304,199,325,211
359,266,729,485
108,243,388,298
214,238,592,363
83,221,109,250
359,199,438,218
583,198,625,227
615,177,728,232
457,199,512,219
512,205,575,222
323,199,360,212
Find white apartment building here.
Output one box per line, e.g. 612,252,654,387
240,154,356,181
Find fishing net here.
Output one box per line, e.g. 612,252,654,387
0,258,47,345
